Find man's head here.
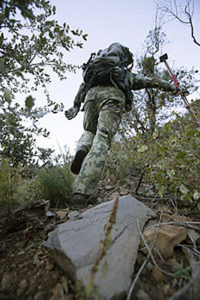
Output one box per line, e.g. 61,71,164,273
110,42,134,67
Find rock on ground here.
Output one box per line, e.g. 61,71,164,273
44,195,155,300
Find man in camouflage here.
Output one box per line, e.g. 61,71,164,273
65,44,183,208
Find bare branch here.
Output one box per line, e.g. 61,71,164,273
184,7,200,46
156,0,200,47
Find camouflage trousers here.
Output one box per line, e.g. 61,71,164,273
73,85,126,195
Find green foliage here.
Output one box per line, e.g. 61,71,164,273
0,0,86,92
174,264,191,280
0,158,14,204
36,165,75,207
0,0,87,169
144,117,200,202
104,113,200,207
0,156,74,209
0,92,56,168
0,158,22,207
125,26,199,137
12,178,39,203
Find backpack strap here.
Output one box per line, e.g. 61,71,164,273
82,53,96,71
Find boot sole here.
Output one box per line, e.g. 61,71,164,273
71,149,88,174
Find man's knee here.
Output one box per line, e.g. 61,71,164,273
93,126,112,149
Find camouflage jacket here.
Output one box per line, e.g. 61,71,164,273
73,72,177,109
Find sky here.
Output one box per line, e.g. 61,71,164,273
34,0,200,155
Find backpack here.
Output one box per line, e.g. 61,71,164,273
81,42,134,111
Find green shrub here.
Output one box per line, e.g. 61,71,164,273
12,178,39,204
146,119,200,202
0,158,21,208
103,136,140,184
36,165,75,207
104,114,200,207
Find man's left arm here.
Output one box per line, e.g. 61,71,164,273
128,73,177,92
128,73,188,95
65,83,86,120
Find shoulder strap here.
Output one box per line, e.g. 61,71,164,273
82,53,96,71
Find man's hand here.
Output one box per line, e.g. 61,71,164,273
171,88,189,96
65,107,79,120
179,88,189,96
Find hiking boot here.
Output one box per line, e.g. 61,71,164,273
73,193,98,209
73,193,90,209
71,146,88,175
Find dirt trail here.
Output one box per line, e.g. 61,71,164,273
0,178,200,299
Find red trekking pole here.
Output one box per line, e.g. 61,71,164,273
160,53,200,127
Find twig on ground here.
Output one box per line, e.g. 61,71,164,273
186,229,200,254
177,244,200,258
169,197,178,213
135,172,144,194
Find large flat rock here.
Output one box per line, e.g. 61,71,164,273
44,195,155,299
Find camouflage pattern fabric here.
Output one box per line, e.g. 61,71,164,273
73,85,125,195
126,72,177,92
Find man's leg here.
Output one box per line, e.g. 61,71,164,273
73,108,122,196
71,101,98,175
71,131,94,174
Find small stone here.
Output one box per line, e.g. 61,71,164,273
160,213,173,223
17,278,28,295
163,283,171,294
46,210,56,218
141,225,187,258
61,276,68,294
157,206,172,214
1,273,13,291
68,211,80,219
33,250,45,265
51,272,59,281
26,243,35,250
18,251,25,255
19,279,28,289
136,289,150,300
33,255,40,265
119,189,129,196
15,241,25,248
167,258,179,268
46,260,55,271
157,291,165,300
50,283,65,300
172,278,178,288
34,292,45,300
146,262,153,271
152,267,164,283
105,185,114,190
56,210,69,219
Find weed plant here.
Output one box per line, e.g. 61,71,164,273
103,113,200,208
36,165,75,207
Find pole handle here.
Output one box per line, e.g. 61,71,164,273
171,74,180,89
